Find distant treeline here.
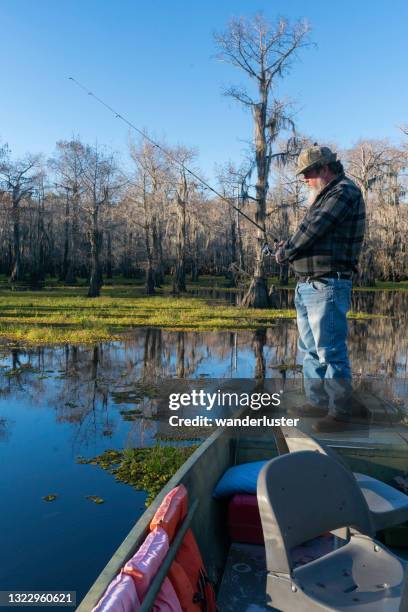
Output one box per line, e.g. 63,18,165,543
0,136,407,297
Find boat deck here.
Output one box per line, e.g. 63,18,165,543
216,543,271,612
216,541,408,611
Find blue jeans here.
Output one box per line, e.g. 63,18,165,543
295,278,352,417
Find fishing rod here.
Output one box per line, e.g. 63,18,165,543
68,76,279,252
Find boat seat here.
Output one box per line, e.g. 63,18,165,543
257,450,407,611
277,426,408,532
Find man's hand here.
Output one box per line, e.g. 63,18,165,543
275,248,284,264
275,240,286,264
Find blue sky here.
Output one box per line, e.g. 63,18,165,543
1,0,407,179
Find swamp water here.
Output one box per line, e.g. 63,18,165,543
0,289,407,603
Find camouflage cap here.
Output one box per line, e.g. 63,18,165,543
296,145,337,176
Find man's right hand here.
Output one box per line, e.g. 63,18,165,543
275,248,286,264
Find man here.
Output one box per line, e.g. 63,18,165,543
275,145,365,432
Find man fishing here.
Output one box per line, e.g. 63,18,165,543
275,145,366,432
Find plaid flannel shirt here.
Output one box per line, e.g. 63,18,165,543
279,173,365,277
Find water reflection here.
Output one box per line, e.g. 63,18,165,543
192,286,408,317
0,288,406,603
0,312,406,450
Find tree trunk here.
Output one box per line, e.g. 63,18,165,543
242,94,271,308
10,203,21,283
253,328,267,384
236,206,244,270
106,230,113,279
6,241,12,275
62,190,70,281
191,259,199,282
67,184,79,283
228,215,237,287
176,332,185,377
88,210,103,298
31,188,46,286
279,264,289,286
174,174,187,293
143,178,155,295
152,218,164,286
145,266,155,294
121,232,132,278
355,243,376,287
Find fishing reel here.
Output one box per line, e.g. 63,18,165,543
261,240,279,257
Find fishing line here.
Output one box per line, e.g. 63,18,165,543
68,76,278,247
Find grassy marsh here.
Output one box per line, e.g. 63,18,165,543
0,276,397,347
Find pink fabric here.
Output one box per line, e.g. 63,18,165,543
96,527,182,611
152,577,182,612
123,528,176,602
92,572,140,611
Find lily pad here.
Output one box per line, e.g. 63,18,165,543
42,494,57,502
86,495,105,505
120,408,142,416
112,391,143,404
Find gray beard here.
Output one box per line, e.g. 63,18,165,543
307,187,321,205
307,180,326,205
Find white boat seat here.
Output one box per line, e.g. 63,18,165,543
354,473,408,532
277,426,408,532
293,536,404,611
257,450,407,611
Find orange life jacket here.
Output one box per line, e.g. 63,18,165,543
150,485,188,542
174,529,216,612
150,487,216,612
167,560,202,612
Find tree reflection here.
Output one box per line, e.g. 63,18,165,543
0,288,406,448
253,328,266,384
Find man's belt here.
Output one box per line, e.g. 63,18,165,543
296,271,353,283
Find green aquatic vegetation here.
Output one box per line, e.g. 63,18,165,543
154,433,208,442
77,449,122,470
0,280,395,347
86,495,105,505
117,410,161,422
0,287,297,346
5,364,40,377
113,391,143,404
42,494,57,502
78,445,198,506
112,384,158,405
120,408,144,421
119,408,143,416
354,281,408,292
347,311,387,320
